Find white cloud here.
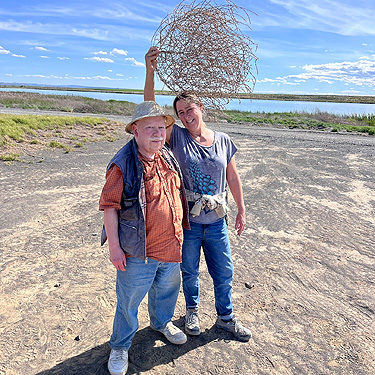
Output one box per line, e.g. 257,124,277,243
342,89,361,94
262,57,375,87
35,46,49,51
84,57,114,63
92,51,107,55
40,55,50,58
72,27,109,40
57,57,69,60
24,74,63,79
0,20,110,41
110,48,128,56
12,54,26,58
0,19,151,42
19,73,124,81
92,76,113,80
88,4,163,23
264,0,375,36
125,57,145,67
0,46,11,54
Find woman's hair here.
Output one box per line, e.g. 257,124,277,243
172,92,203,117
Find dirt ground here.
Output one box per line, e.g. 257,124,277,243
0,116,374,375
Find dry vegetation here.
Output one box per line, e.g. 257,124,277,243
0,113,129,162
1,91,374,162
0,91,137,115
222,110,375,134
152,0,257,109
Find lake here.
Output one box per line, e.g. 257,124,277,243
2,87,375,116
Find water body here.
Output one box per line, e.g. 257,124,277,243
2,87,375,116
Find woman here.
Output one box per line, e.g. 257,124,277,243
144,47,251,342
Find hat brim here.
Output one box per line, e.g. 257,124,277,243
126,115,175,134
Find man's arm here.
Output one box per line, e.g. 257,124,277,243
144,46,160,102
104,208,127,271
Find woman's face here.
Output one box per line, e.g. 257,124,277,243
175,99,204,131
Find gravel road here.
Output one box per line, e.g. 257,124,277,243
1,109,374,375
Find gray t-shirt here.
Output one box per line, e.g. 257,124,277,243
170,125,237,224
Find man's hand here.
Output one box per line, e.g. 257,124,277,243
109,245,127,271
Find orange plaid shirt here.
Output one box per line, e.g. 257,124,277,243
99,151,183,262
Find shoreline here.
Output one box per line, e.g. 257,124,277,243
1,84,375,104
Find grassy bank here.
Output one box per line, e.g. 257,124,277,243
0,113,126,161
1,91,375,161
2,84,375,104
222,110,375,135
1,91,374,134
0,90,137,115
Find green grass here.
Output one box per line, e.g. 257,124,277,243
222,110,375,135
0,152,20,161
0,114,107,142
0,91,137,114
48,140,72,153
2,84,375,103
0,111,128,161
1,91,374,145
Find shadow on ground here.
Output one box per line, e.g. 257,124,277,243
35,318,240,375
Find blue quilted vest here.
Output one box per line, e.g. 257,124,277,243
101,138,189,260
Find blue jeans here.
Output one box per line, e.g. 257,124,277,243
110,257,181,350
181,218,234,320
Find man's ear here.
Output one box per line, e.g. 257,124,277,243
132,123,138,136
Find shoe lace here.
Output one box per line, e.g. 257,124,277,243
165,321,180,335
112,350,127,363
186,310,199,325
232,318,249,335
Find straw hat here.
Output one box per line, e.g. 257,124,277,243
126,101,175,134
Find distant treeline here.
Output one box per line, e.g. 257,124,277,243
1,84,375,104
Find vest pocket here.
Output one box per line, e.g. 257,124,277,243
118,200,144,258
118,219,142,257
119,199,138,220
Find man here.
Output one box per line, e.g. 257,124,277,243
99,101,190,375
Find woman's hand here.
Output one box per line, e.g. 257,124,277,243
235,210,246,236
145,46,160,73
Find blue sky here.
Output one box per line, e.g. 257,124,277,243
1,0,375,96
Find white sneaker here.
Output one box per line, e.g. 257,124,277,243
185,308,200,336
216,316,252,342
155,321,187,344
108,349,128,375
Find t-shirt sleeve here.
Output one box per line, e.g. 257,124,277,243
169,124,183,151
99,164,123,211
222,133,238,163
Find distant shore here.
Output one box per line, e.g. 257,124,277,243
1,84,375,104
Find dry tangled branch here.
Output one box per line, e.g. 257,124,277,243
151,0,258,110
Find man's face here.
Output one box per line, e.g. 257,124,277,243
132,116,166,158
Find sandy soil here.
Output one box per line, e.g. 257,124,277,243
0,117,374,375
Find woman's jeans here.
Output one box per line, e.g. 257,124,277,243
110,257,181,350
181,218,234,320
